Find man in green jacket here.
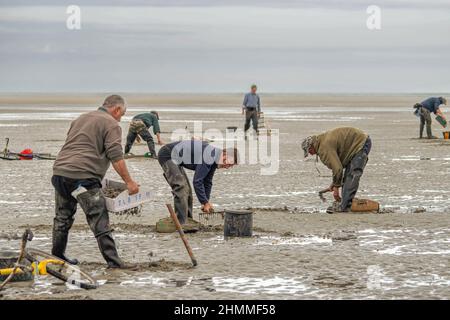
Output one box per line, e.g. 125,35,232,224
124,111,163,158
301,127,372,213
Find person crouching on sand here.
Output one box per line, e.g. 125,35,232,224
158,140,238,228
52,95,139,269
124,111,163,158
301,127,372,214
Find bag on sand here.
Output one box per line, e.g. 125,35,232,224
351,198,380,213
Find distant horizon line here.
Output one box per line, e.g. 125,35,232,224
0,92,449,96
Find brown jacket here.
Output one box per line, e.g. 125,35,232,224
313,127,368,187
53,107,124,180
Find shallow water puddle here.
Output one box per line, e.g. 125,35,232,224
254,235,332,246
358,228,450,256
202,235,332,247
212,276,308,295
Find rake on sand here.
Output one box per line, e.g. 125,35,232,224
198,209,225,226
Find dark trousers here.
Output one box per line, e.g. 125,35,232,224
419,107,433,138
244,108,259,133
340,138,371,211
124,128,156,155
52,176,122,267
160,160,193,224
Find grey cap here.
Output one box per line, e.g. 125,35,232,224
440,97,447,105
301,136,315,158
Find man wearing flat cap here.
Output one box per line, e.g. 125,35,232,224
301,127,372,213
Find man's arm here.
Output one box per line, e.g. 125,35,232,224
320,149,344,188
257,95,261,113
242,94,248,115
104,126,139,195
322,150,343,202
193,164,214,208
112,159,139,195
204,168,215,200
153,119,163,144
436,108,446,120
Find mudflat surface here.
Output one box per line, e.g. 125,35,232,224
0,94,449,299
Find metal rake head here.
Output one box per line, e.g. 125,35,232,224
198,210,224,226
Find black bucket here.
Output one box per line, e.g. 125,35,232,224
226,126,238,132
0,250,33,282
224,210,253,238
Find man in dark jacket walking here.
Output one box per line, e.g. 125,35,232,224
301,127,372,213
52,95,139,268
158,140,238,225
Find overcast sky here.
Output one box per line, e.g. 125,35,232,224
0,0,449,93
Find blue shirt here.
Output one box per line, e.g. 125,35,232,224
243,93,261,112
421,97,443,114
158,140,221,204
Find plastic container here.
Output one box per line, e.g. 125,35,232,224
101,179,152,213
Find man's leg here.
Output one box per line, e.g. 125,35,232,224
139,129,157,157
124,130,137,154
180,167,193,219
162,161,191,224
340,150,368,211
52,190,79,264
244,109,252,134
251,110,259,134
75,188,128,268
425,110,434,138
419,114,425,139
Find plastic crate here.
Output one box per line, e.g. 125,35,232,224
101,179,152,213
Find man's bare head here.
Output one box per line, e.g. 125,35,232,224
103,95,126,121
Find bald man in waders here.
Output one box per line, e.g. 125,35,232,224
52,95,139,269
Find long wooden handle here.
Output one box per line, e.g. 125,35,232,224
166,204,198,267
3,138,9,157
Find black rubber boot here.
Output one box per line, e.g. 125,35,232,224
52,231,79,265
426,124,434,139
97,233,138,270
76,188,137,270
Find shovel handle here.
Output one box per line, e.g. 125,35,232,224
166,204,198,267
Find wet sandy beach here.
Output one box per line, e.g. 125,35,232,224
0,94,449,299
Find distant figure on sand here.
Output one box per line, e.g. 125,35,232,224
413,97,447,139
242,84,261,139
52,95,139,269
124,111,163,158
301,127,372,214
